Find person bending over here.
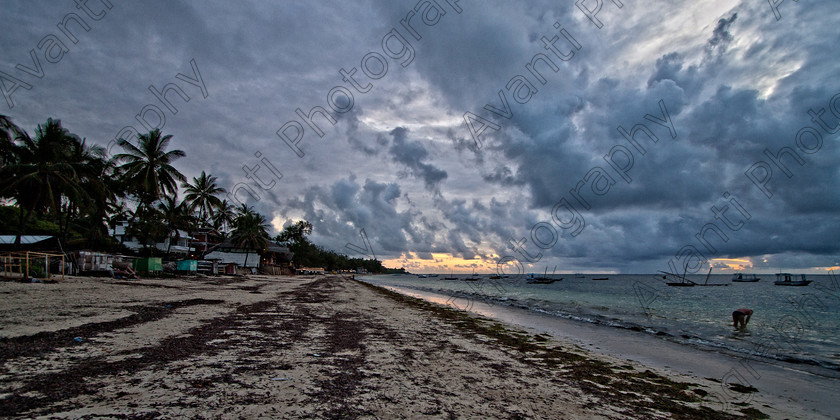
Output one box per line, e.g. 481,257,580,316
732,308,753,329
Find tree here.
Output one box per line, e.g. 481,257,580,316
2,119,88,245
212,199,236,236
230,211,270,268
158,195,195,255
128,204,168,256
0,115,25,172
235,203,257,219
114,129,185,214
276,220,313,246
182,171,224,227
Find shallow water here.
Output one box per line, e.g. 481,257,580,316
361,273,840,373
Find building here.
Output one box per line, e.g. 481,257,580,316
110,221,192,255
204,239,293,271
191,228,223,256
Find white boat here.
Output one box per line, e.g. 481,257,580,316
774,273,811,286
731,273,760,282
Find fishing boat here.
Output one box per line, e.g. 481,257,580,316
696,267,728,287
592,277,610,281
444,272,458,280
427,274,439,277
574,273,586,279
464,270,480,281
416,274,427,278
659,266,696,287
731,273,760,282
488,275,501,279
528,266,562,284
774,273,812,286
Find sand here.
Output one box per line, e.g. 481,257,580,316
0,274,782,418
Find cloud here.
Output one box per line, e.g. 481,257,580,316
387,127,448,190
1,0,837,273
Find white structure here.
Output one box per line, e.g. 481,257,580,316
203,238,261,268
111,221,193,254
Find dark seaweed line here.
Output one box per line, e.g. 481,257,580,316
0,277,334,418
0,298,276,417
355,279,756,420
0,298,225,364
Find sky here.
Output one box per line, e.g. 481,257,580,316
1,0,838,274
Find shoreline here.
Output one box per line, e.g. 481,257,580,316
0,274,807,418
364,280,840,419
369,280,840,374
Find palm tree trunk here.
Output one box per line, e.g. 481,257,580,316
61,202,74,244
15,195,40,246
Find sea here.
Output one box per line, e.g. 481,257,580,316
360,273,840,375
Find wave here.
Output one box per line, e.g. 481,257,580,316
389,283,840,375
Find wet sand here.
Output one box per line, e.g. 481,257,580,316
0,274,780,418
376,285,840,419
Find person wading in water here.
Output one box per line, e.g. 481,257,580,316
732,308,753,329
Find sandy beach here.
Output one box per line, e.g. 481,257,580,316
0,274,796,418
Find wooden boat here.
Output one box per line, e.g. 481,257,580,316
696,267,728,287
731,273,760,282
592,277,610,281
528,266,562,284
660,266,696,287
774,273,812,286
464,272,480,281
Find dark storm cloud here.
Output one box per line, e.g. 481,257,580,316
706,13,738,57
387,127,448,190
1,0,837,272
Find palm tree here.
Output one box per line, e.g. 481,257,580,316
213,199,236,236
58,137,111,244
235,203,257,219
0,115,25,172
114,129,185,214
230,211,270,268
158,195,194,255
182,171,225,227
3,119,88,245
127,204,168,255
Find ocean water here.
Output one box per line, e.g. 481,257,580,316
361,273,840,374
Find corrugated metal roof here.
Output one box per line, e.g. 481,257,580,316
0,235,54,245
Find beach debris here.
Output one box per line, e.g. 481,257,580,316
271,377,293,381
312,353,320,357
73,337,83,342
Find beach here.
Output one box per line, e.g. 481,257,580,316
0,274,818,419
